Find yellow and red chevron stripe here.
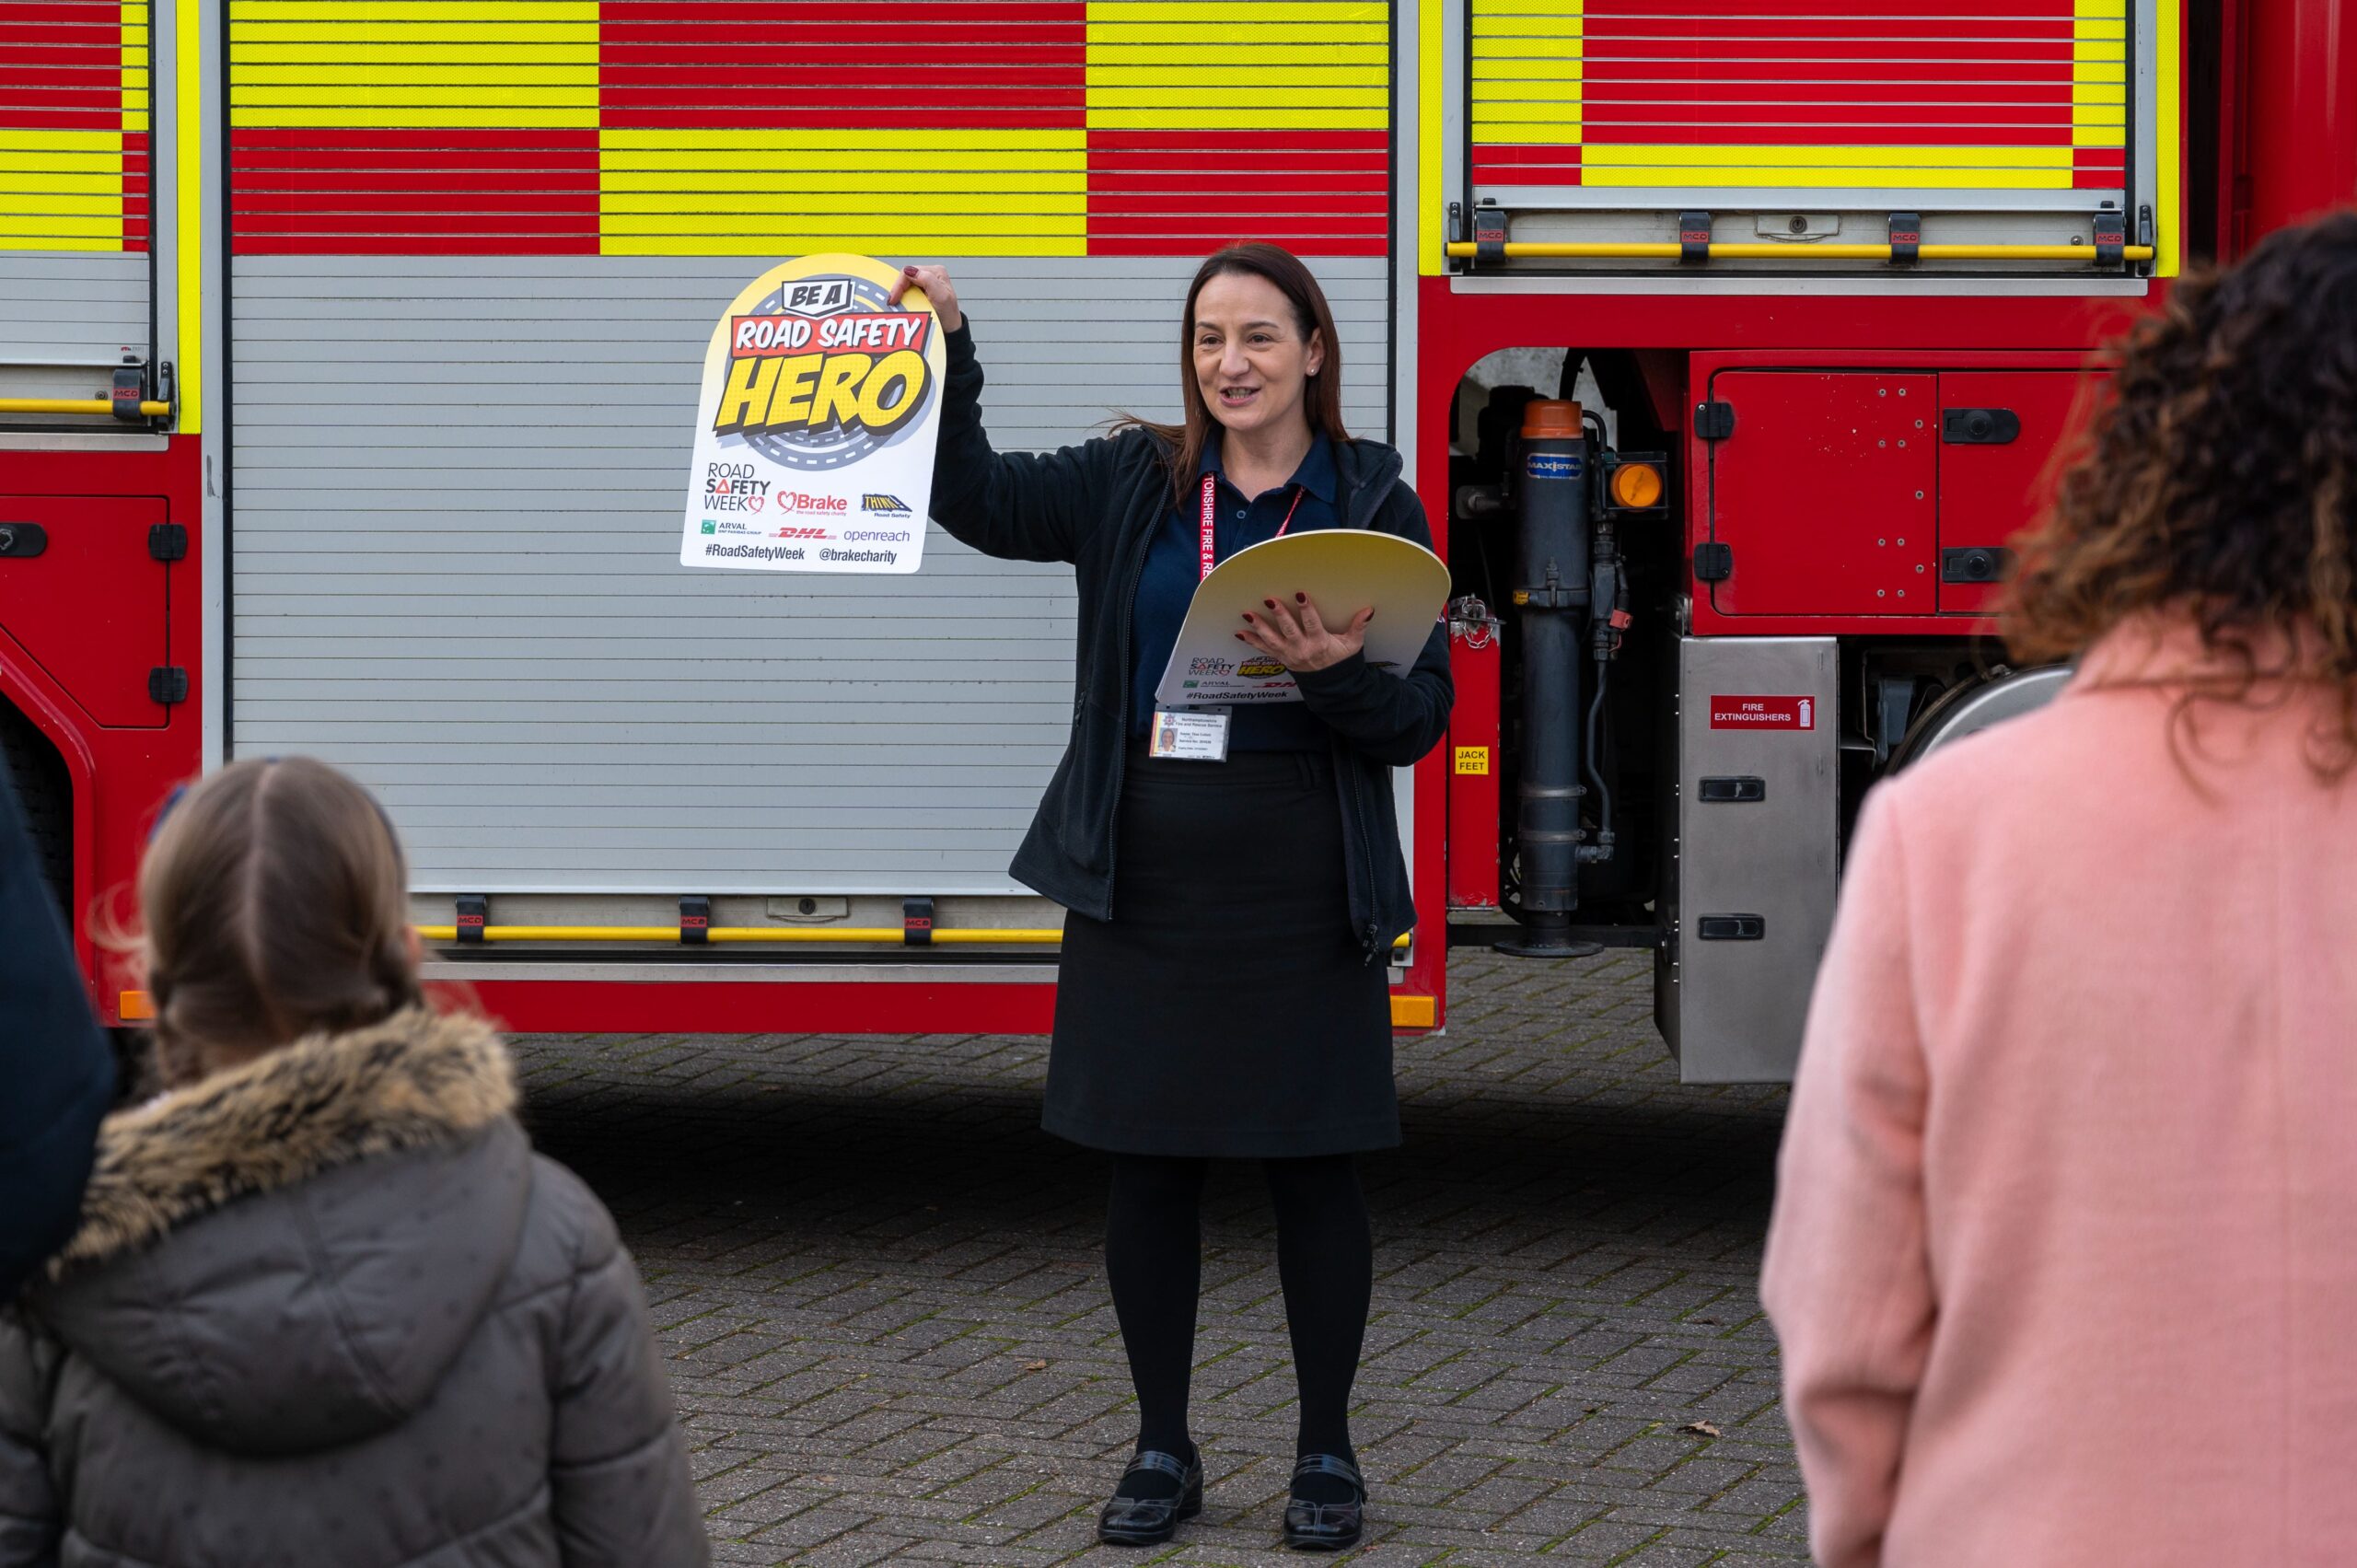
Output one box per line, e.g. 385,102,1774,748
225,0,1388,257
0,0,148,252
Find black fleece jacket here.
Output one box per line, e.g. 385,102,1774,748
927,321,1452,959
0,769,112,1298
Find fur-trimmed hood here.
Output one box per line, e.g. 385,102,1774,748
55,1005,516,1272
28,1006,537,1456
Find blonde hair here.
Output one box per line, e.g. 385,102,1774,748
139,757,422,1082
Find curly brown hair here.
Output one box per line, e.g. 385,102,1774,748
2003,209,2357,777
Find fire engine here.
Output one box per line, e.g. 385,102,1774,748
2,0,2347,1079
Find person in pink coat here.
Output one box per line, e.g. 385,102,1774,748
1760,210,2357,1568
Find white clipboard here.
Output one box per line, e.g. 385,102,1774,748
1153,529,1450,707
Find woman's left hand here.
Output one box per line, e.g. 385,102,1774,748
1238,595,1374,673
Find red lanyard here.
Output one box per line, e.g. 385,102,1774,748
1198,471,1305,583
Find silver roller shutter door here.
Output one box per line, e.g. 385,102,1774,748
228,255,1391,894
0,0,151,384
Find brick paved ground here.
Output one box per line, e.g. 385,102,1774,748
510,949,1806,1567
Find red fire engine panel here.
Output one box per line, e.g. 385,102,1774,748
1445,611,1503,911
1704,372,1938,618
1937,370,2107,615
0,494,172,728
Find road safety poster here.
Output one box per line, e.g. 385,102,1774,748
1154,530,1451,706
679,253,944,575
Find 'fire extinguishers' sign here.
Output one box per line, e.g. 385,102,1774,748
679,253,944,575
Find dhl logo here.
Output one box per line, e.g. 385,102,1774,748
714,311,935,440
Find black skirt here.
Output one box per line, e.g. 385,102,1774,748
1044,742,1399,1158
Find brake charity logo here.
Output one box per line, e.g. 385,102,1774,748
678,253,943,575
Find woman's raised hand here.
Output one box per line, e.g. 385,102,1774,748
888,264,962,332
1238,595,1375,673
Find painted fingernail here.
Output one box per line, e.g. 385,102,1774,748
1263,598,1277,610
1295,593,1306,603
1241,611,1254,622
1234,633,1246,641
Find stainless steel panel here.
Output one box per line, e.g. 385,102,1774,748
1657,636,1840,1084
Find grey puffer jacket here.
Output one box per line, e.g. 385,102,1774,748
0,1007,709,1568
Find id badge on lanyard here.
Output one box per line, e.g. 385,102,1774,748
1149,473,1303,762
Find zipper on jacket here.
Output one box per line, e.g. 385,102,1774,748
1332,451,1402,964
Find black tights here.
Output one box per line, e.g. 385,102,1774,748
1104,1153,1372,1491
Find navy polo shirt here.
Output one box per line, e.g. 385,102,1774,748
1128,434,1339,751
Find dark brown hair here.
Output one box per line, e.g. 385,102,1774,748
139,756,423,1083
2003,210,2357,777
1120,242,1352,500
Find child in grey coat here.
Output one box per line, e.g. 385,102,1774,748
0,757,708,1567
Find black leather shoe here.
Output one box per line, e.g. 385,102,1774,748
1096,1448,1203,1547
1282,1453,1365,1551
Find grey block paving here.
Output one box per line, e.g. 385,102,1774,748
510,949,1806,1565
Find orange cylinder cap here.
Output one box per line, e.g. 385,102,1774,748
1522,400,1582,439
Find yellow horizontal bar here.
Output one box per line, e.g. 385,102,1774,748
601,129,1087,161
415,923,1061,945
0,129,121,153
0,398,170,416
601,192,1087,218
1471,40,1587,62
600,173,1087,197
1086,84,1381,107
1089,106,1385,130
233,29,598,51
232,60,598,83
601,234,1090,258
0,234,129,251
1444,241,2155,261
0,169,130,193
416,923,1411,949
230,103,600,128
601,212,1086,235
230,0,600,21
1471,72,1585,92
1391,994,1435,1028
120,990,155,1021
0,196,123,220
1087,1,1386,21
931,929,1064,945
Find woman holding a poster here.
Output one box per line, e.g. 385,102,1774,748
890,247,1451,1551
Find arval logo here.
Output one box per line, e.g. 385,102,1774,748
862,494,911,514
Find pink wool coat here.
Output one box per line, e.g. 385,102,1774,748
1760,619,2357,1568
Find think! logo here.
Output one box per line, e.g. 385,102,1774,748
862,494,911,514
